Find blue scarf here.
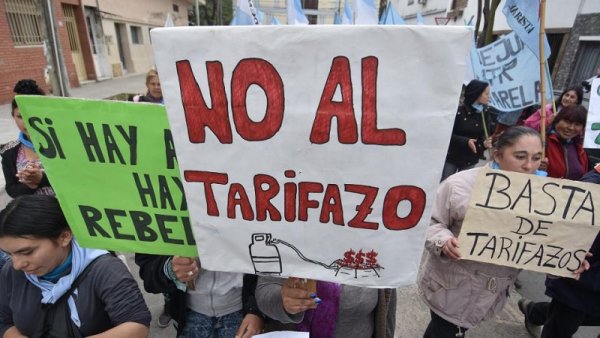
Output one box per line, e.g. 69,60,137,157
471,103,484,113
18,132,35,151
490,161,547,177
25,240,107,327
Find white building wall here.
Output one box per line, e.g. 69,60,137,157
580,0,600,15
453,0,581,31
394,0,447,25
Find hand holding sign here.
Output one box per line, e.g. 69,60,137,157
573,252,592,280
172,256,200,283
16,163,44,188
281,278,320,315
442,237,461,260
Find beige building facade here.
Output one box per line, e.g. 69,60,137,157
82,0,192,79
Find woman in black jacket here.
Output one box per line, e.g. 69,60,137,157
1,80,53,197
441,79,493,181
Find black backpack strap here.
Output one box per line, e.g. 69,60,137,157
62,254,105,300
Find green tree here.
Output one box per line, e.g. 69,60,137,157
189,0,233,26
475,0,501,48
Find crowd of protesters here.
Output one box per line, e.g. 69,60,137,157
0,73,598,338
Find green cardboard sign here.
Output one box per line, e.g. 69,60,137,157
15,96,197,256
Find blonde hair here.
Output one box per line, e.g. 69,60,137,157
145,69,159,86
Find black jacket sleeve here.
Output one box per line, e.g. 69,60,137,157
242,274,264,318
134,253,178,294
575,171,600,292
2,144,52,198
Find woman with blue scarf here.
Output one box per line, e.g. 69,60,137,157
418,127,591,338
0,195,151,337
1,98,54,197
441,80,493,181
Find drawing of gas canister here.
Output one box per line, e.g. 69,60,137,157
249,233,282,275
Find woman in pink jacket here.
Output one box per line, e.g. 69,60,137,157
523,85,583,132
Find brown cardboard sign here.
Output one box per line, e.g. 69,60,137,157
458,168,600,278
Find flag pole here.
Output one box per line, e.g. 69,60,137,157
539,0,547,151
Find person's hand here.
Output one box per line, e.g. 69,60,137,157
539,157,549,171
442,237,461,260
483,137,493,149
235,314,264,338
281,277,319,315
573,252,592,280
171,256,200,283
467,139,478,154
16,164,43,189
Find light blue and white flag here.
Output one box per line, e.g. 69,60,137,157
287,0,309,25
164,13,175,27
231,0,260,25
502,0,550,60
334,11,342,24
355,0,377,24
416,11,424,25
257,9,266,23
341,0,353,24
470,32,552,112
272,15,282,25
379,2,405,25
378,5,388,24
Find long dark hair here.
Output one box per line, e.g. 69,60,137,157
0,196,69,239
555,85,583,108
494,126,541,152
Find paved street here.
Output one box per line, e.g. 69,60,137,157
1,76,599,337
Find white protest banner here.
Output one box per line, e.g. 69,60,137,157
584,78,600,149
458,168,600,278
470,32,552,113
153,25,471,287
